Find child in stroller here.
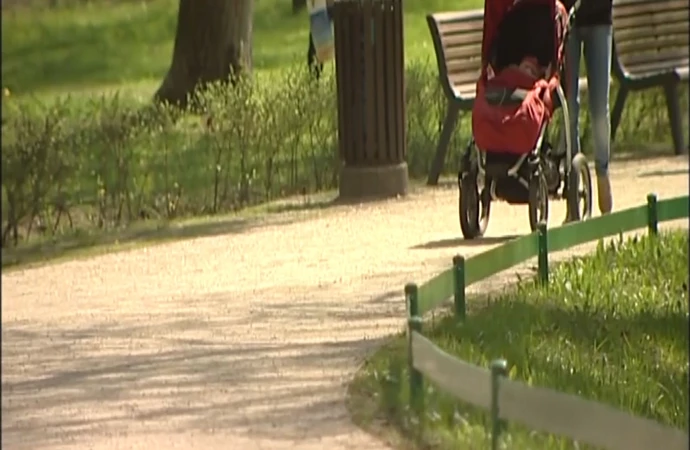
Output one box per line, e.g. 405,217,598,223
494,56,548,84
458,0,593,239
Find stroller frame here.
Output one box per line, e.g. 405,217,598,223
458,0,593,239
478,84,569,193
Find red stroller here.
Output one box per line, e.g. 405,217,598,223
458,0,593,238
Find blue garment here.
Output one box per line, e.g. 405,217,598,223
307,4,334,79
564,24,612,176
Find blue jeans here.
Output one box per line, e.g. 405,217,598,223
565,25,612,176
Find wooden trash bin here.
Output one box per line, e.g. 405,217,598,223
332,0,408,200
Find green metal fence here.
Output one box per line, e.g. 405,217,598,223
404,193,689,450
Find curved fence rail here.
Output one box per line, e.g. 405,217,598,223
403,193,690,450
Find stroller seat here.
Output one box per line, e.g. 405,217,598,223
484,86,530,106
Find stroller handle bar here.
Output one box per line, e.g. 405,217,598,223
567,0,582,27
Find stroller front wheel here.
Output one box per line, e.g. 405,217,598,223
459,170,491,239
528,171,549,232
565,153,593,222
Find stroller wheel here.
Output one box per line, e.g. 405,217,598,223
528,170,549,232
565,153,593,222
459,171,490,239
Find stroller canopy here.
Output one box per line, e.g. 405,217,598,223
481,0,565,70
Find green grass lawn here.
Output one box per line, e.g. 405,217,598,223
2,0,686,260
1,0,482,99
350,230,689,449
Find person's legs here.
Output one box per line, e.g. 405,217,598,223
582,24,613,214
307,32,323,79
562,27,583,222
565,27,583,158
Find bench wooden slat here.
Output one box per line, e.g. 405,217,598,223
614,24,688,45
623,58,690,77
614,11,686,32
430,10,485,23
615,22,687,41
616,36,688,55
621,55,689,73
451,83,477,98
613,0,687,18
446,57,482,73
443,44,483,62
450,73,481,89
437,19,484,36
621,50,688,71
441,33,484,49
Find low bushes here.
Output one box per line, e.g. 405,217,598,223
1,59,685,247
349,230,689,449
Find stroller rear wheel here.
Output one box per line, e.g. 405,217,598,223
528,170,549,232
458,166,491,239
565,153,593,222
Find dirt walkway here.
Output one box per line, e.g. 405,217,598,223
2,156,688,450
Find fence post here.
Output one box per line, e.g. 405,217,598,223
537,222,549,285
452,255,466,320
405,283,424,412
647,193,658,236
490,359,508,450
406,282,419,317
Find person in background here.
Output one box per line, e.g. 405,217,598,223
307,30,325,79
307,1,334,79
563,0,614,218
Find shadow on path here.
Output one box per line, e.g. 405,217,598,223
2,288,404,449
638,169,688,178
411,234,520,250
2,195,341,271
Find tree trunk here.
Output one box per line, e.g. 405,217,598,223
292,0,306,13
155,0,254,107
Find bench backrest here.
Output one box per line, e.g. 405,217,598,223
426,10,484,102
612,0,689,79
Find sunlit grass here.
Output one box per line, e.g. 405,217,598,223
350,230,689,449
1,0,482,98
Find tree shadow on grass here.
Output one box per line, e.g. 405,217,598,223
1,288,404,448
426,297,688,423
436,296,688,353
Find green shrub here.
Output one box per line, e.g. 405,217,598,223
1,60,686,246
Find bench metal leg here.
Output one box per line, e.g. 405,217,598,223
427,102,461,186
663,81,687,155
610,85,628,143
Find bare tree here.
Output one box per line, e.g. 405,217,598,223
292,0,307,13
155,0,254,107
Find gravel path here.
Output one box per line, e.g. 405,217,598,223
2,156,687,450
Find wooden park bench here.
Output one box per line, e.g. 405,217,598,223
611,0,689,154
425,10,484,186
